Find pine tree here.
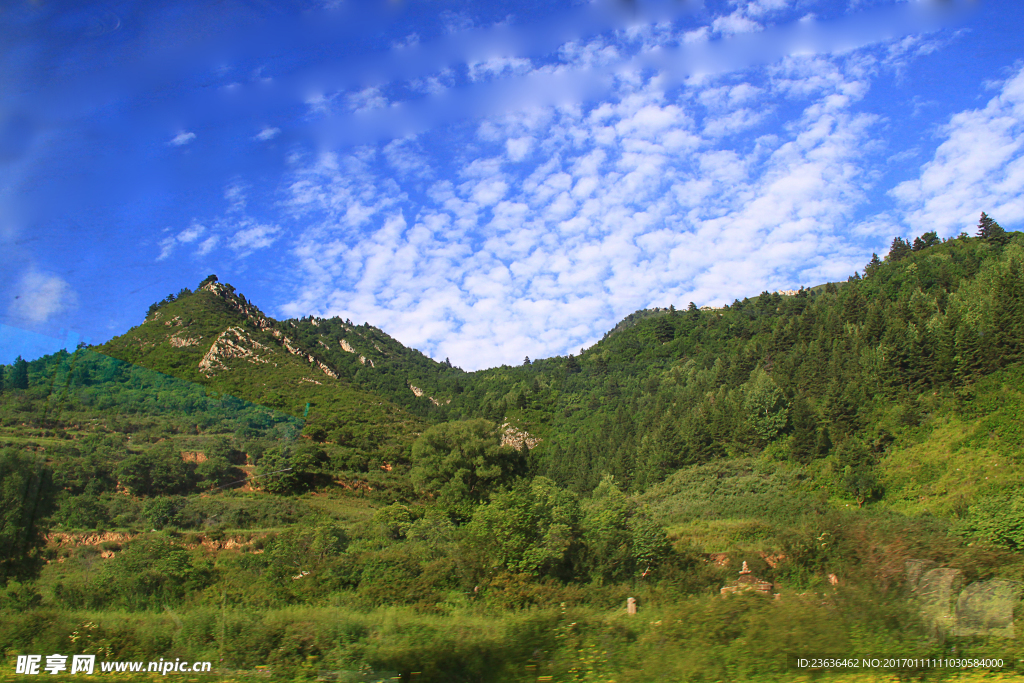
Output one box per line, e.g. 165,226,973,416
977,212,1009,246
864,253,880,278
11,356,29,390
565,354,580,374
789,395,818,463
886,237,912,262
524,356,531,366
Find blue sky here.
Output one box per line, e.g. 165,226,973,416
2,0,1023,370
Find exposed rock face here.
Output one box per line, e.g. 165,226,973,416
410,385,425,397
199,327,271,376
277,336,338,379
340,339,356,353
201,281,275,330
47,531,134,548
169,332,199,347
501,422,541,450
181,451,207,464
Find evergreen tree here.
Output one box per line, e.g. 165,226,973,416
11,356,29,390
653,316,674,343
886,237,912,262
788,394,818,463
565,354,581,374
919,231,941,249
977,212,1009,246
524,356,531,366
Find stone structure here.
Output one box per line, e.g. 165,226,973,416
720,561,773,596
626,597,637,615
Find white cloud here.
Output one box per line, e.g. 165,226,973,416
197,235,220,256
889,64,1024,236
157,222,207,260
8,270,77,325
255,126,280,141
345,87,388,113
713,12,763,36
168,131,196,146
277,37,889,370
506,136,533,161
231,223,281,253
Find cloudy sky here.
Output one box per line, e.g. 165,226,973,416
2,0,1023,369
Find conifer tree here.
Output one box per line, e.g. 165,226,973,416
864,253,880,278
977,212,1009,246
565,354,580,374
11,356,29,390
886,237,912,262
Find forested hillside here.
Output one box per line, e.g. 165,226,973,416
2,216,1023,682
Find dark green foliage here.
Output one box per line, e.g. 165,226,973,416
116,442,196,496
0,448,56,583
886,236,912,262
256,444,332,495
11,356,29,390
977,212,1009,246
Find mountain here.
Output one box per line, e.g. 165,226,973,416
90,227,1024,504
96,277,426,471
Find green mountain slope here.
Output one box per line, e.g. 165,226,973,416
96,279,425,470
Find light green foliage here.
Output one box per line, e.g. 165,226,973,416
580,475,670,584
467,477,580,579
956,491,1024,550
264,516,349,578
372,502,414,540
410,418,524,511
743,368,788,441
88,535,213,609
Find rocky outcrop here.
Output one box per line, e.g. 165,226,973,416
501,422,541,450
201,281,275,330
199,327,271,376
169,332,199,347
